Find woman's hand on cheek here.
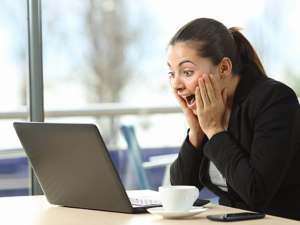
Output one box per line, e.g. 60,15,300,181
171,90,202,133
169,77,204,147
195,74,227,139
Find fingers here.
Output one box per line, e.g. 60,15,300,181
209,74,221,101
195,86,203,112
202,74,215,103
198,76,210,106
199,74,222,107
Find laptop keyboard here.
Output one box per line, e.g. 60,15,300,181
129,198,161,206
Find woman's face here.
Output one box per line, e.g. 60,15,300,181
167,43,223,115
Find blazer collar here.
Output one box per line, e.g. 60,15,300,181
228,65,262,142
232,65,262,105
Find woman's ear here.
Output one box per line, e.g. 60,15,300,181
218,57,232,79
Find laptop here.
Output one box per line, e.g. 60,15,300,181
13,122,209,213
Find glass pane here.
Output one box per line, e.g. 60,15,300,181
0,1,29,197
39,0,300,196
40,0,185,192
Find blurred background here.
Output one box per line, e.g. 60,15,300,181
0,0,300,203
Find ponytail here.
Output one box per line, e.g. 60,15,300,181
169,18,267,77
229,27,267,76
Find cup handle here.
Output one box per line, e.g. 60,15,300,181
194,187,199,201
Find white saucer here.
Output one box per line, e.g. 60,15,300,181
147,207,208,219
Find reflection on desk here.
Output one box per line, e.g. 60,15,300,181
0,196,299,225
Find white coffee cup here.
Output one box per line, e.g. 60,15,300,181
159,186,199,212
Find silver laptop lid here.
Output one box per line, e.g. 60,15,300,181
13,122,134,213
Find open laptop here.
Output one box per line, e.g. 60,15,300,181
13,122,209,213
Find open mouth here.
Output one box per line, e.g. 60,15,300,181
182,95,196,107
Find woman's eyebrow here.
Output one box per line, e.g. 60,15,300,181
167,60,196,68
178,60,196,67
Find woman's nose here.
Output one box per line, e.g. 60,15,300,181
171,75,184,90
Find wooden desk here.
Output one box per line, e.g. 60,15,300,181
0,196,298,224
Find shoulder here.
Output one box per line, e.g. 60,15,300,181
245,75,299,117
249,75,297,102
239,66,296,101
236,65,299,118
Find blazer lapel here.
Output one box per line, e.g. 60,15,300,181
228,66,261,142
228,104,241,142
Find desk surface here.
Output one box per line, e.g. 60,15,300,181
0,196,298,225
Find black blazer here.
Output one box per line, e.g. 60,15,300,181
170,65,300,220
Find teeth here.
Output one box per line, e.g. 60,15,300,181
181,95,195,105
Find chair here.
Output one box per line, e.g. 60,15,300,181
142,154,178,186
120,125,155,190
120,125,178,190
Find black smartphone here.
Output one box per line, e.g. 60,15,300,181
193,199,210,206
207,212,265,221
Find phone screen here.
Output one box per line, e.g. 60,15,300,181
207,212,265,221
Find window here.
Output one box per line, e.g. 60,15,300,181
1,0,299,199
0,0,29,197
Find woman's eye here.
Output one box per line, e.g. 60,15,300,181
168,72,175,77
184,70,193,76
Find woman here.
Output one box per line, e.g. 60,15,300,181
168,18,300,220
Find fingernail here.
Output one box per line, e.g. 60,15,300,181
225,88,228,94
210,74,213,79
203,74,207,79
200,78,204,83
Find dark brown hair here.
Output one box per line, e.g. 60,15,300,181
169,18,267,76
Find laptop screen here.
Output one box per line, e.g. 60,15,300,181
14,122,135,213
